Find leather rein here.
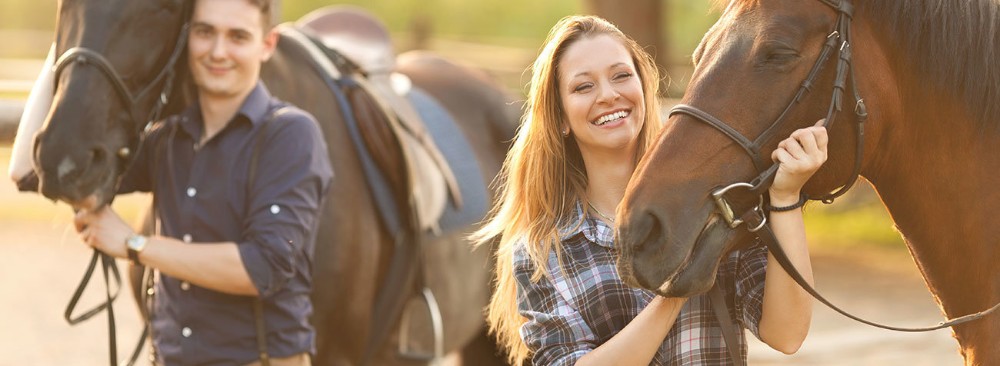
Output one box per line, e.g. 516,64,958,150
669,0,999,337
52,4,193,365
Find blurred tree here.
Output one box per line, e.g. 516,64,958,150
583,0,668,89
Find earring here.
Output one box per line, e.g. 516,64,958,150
561,127,570,137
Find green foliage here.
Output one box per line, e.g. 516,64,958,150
2,1,720,66
666,1,719,65
804,202,908,250
283,0,580,41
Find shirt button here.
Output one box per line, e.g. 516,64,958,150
180,281,191,291
181,327,192,338
186,187,197,197
182,234,192,243
270,204,281,214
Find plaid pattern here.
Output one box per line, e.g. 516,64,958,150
514,203,769,366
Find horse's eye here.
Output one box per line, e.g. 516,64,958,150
766,52,799,63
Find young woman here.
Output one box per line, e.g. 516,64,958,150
474,15,825,365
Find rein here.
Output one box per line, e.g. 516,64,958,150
54,2,193,365
670,0,999,342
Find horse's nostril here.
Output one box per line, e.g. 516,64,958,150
621,209,666,253
90,146,107,167
638,211,665,252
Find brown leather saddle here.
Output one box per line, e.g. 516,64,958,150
290,5,462,234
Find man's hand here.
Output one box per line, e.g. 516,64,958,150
74,204,133,259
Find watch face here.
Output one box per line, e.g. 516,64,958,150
127,235,147,251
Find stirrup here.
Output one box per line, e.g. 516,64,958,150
396,288,444,364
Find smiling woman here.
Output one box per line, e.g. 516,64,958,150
473,14,830,366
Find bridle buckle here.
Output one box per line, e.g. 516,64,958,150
711,182,765,231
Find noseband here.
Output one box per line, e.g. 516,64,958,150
669,0,998,336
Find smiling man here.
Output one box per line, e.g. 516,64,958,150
73,0,332,365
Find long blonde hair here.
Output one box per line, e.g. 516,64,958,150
472,15,663,365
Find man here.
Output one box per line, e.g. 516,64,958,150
74,0,332,364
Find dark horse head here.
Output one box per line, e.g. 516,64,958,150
32,0,189,206
617,0,871,297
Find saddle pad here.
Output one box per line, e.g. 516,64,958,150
406,88,489,233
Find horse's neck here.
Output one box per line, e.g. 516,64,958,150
864,95,999,360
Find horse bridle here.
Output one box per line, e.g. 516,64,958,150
672,0,867,232
51,3,192,366
669,0,998,339
52,20,190,170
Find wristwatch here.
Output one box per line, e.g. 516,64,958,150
125,234,149,263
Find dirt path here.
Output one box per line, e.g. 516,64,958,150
746,249,963,365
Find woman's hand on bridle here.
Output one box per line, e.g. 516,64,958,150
769,120,829,205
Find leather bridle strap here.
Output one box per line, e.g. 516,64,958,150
708,284,745,365
52,21,191,175
669,0,998,355
745,214,1000,331
668,0,867,234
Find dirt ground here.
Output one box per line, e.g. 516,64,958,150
0,153,964,365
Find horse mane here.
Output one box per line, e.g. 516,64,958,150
862,0,1000,131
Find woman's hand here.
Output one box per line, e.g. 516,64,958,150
769,120,828,204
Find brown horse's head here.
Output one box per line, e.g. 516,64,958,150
32,0,189,206
617,0,869,297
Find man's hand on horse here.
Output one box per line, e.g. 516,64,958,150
73,202,134,260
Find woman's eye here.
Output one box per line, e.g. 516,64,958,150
614,72,633,80
574,83,593,93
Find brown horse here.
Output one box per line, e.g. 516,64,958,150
617,0,999,364
19,1,516,365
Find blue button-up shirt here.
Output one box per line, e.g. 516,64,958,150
120,82,333,365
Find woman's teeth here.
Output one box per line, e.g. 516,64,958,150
594,111,628,126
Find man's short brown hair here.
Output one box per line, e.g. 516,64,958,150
246,0,273,30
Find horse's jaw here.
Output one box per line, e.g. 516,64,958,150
619,214,736,298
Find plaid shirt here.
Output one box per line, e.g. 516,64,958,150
513,203,769,366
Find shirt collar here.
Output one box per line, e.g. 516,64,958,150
559,201,616,249
240,81,272,126
177,81,272,138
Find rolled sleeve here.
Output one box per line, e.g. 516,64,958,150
238,110,332,298
733,242,769,340
513,246,596,366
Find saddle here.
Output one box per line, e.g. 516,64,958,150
290,6,462,234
